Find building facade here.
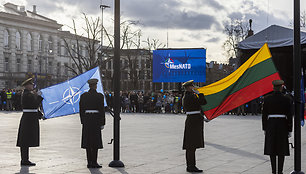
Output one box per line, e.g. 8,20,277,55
0,3,88,89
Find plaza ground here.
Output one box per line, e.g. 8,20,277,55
0,112,305,174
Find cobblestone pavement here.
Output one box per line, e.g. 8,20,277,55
0,112,305,174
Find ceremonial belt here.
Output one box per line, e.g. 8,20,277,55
186,111,201,115
85,110,99,114
268,114,286,119
23,109,38,113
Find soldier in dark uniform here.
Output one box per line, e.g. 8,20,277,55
262,80,293,174
182,80,207,173
79,78,105,168
16,78,43,166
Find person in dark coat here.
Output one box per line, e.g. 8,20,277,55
182,80,207,173
79,78,105,168
16,78,43,166
262,80,293,174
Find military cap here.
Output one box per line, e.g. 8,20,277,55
21,78,34,86
182,80,194,87
272,80,284,86
87,78,98,85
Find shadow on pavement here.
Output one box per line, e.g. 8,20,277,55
15,166,36,174
88,168,103,174
206,142,267,160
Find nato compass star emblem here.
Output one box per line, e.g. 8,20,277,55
49,86,85,113
161,53,174,72
62,87,82,105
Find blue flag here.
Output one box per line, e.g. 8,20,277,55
41,67,107,119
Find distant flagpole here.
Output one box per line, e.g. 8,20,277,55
109,0,124,168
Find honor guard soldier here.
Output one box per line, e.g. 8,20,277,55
79,78,105,168
262,80,293,174
16,78,43,166
182,80,207,173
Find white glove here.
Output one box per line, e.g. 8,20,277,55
101,125,104,130
192,89,200,94
37,90,42,96
203,116,210,122
288,132,292,138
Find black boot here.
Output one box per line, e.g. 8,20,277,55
91,148,102,168
20,147,36,166
186,166,203,173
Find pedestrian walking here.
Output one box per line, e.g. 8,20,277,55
16,78,43,166
262,80,293,174
182,80,207,173
79,78,105,168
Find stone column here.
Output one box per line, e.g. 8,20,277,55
8,28,16,73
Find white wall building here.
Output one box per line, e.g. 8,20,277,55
0,3,89,89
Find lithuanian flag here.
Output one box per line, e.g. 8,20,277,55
198,43,281,120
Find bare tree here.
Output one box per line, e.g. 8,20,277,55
289,10,306,29
223,19,248,59
62,13,101,75
143,38,166,91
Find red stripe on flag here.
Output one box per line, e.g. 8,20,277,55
204,73,281,120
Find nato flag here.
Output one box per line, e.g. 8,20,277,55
41,67,107,119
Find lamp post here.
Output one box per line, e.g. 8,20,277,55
100,2,110,59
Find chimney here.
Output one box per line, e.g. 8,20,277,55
246,19,254,38
19,6,25,12
33,5,37,14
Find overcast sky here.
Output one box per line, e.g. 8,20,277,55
2,0,306,63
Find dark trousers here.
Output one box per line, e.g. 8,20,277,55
186,149,196,167
20,147,29,162
86,148,98,165
270,155,285,174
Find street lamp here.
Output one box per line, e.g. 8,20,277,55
100,2,110,59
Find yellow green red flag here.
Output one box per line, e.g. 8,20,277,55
198,43,281,120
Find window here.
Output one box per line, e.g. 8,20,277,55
146,70,151,79
57,62,61,76
48,61,52,74
4,30,9,47
16,31,21,50
16,58,21,72
28,59,33,72
64,63,68,74
107,60,112,69
5,58,9,72
64,47,68,56
48,36,53,54
38,35,43,52
27,33,33,51
57,42,61,55
38,58,42,73
146,59,151,68
72,44,76,57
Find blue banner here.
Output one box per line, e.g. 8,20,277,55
41,67,107,119
153,48,206,82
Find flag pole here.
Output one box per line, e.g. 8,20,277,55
291,0,304,173
109,0,124,167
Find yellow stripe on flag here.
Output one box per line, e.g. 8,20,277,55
198,43,272,95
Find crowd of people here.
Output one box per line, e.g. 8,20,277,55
0,87,265,116
104,90,264,116
0,89,23,111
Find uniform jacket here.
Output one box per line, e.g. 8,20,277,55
262,91,293,156
16,89,43,147
183,91,207,150
79,89,105,149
